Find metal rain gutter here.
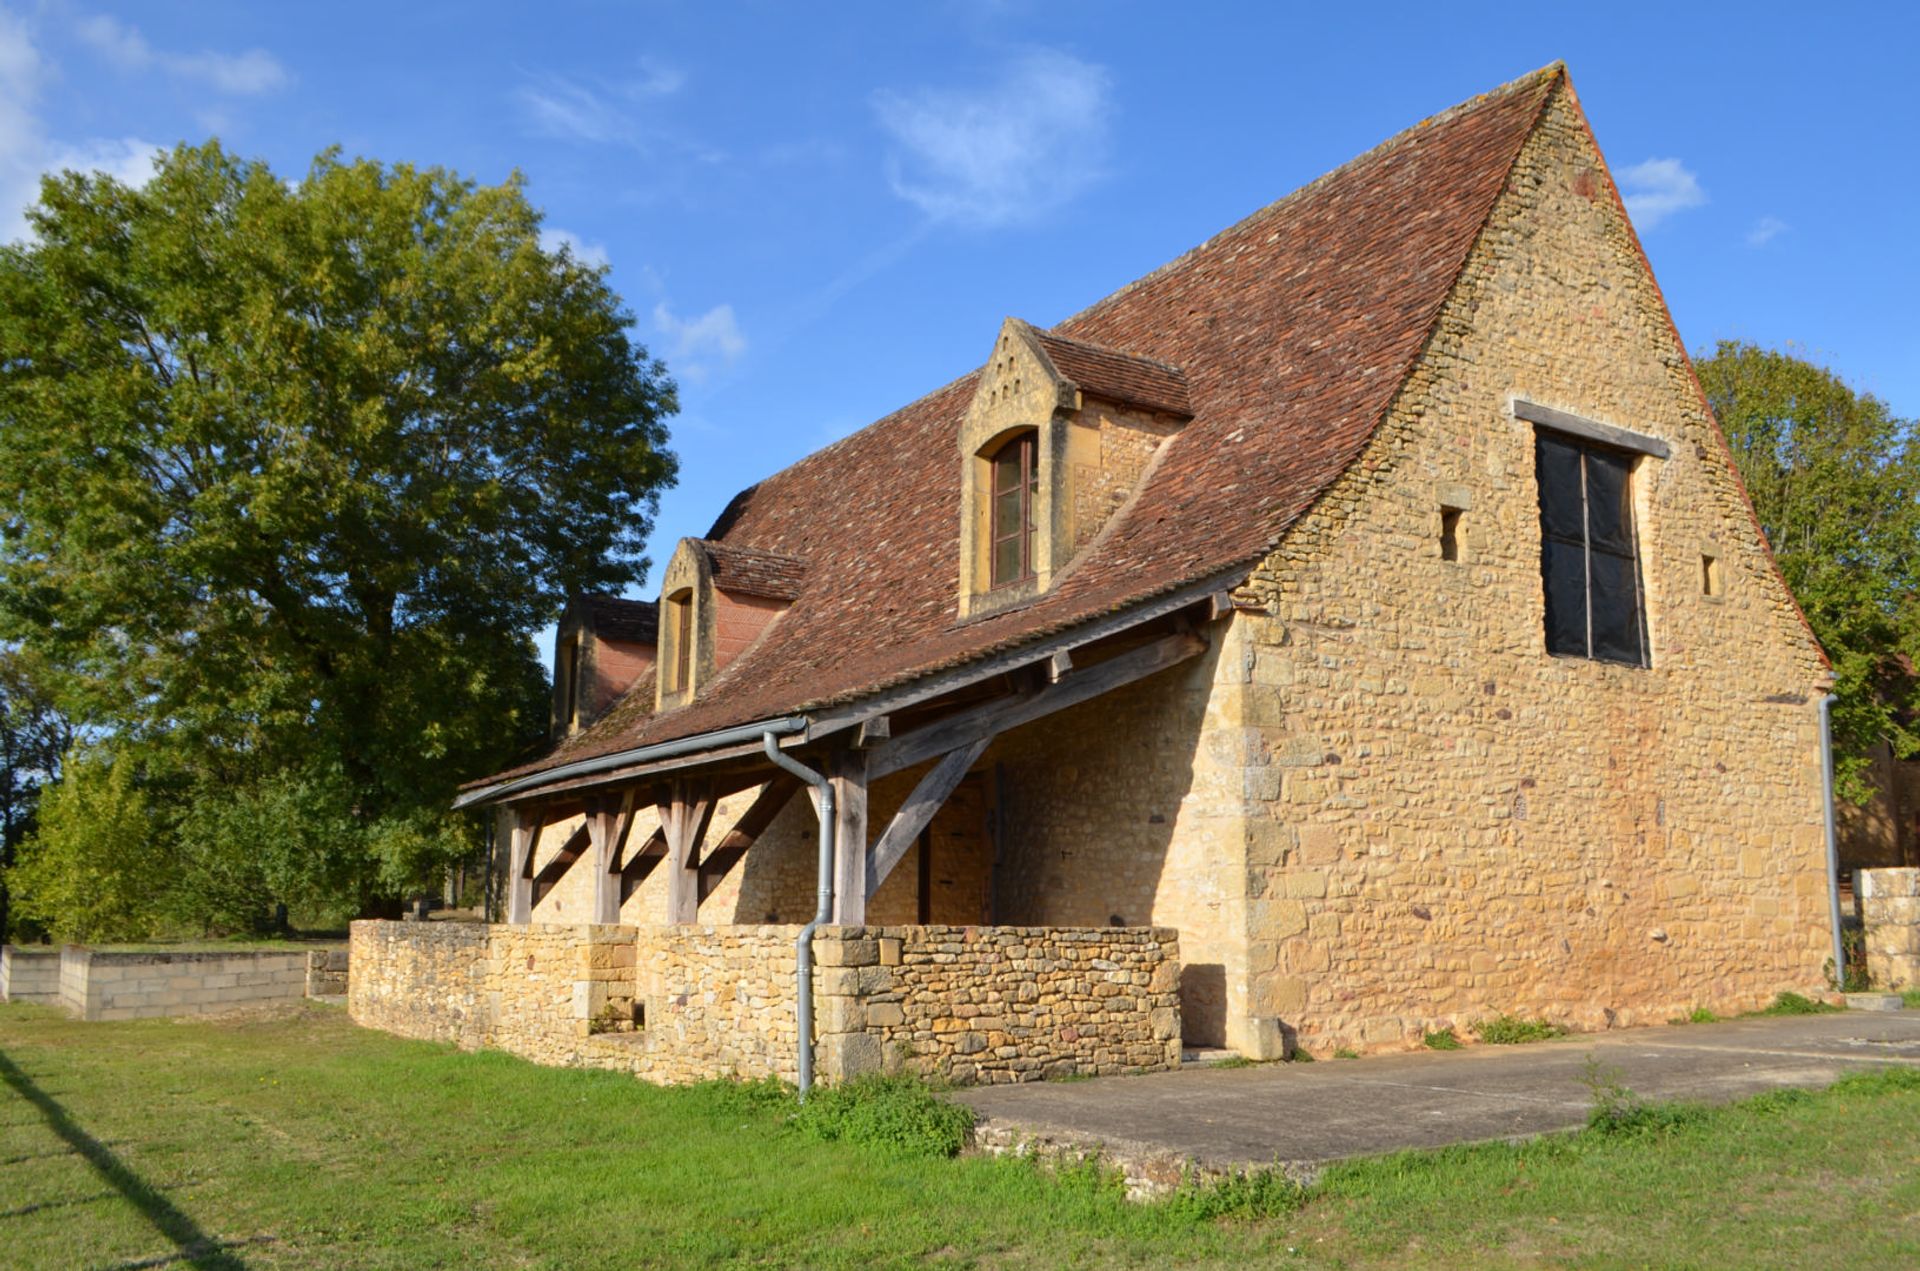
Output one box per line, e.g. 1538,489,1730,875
1818,693,1847,990
451,715,808,809
763,731,834,1099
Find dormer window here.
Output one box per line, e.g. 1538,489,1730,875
665,588,694,693
654,538,808,711
958,318,1193,619
989,431,1038,588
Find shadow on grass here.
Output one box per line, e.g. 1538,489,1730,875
0,1048,256,1269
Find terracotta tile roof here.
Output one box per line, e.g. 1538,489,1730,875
701,540,809,601
578,595,658,645
1024,324,1192,417
474,65,1566,792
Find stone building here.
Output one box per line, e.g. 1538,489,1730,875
367,64,1837,1077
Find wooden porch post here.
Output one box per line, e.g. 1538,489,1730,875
830,749,869,924
506,805,537,925
584,791,635,926
659,780,715,925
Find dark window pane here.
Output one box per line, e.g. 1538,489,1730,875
1535,435,1586,541
992,535,1021,587
1589,549,1645,665
1584,449,1636,555
992,445,1023,497
1541,536,1588,656
993,487,1022,541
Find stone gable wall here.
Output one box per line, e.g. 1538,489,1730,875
1217,82,1830,1054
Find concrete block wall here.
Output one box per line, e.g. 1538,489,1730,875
1859,868,1920,990
0,946,61,1003
57,948,315,1021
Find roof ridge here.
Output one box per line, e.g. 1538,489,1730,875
1059,62,1566,333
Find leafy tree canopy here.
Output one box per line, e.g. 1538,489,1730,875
1697,341,1919,797
0,141,677,925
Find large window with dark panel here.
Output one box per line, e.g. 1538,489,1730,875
1535,431,1648,667
988,431,1038,588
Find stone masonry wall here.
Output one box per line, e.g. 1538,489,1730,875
350,921,490,1047
822,925,1183,1084
0,946,60,1003
1220,81,1832,1055
1859,868,1920,991
348,920,1180,1086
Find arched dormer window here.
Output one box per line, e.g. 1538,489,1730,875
989,431,1038,588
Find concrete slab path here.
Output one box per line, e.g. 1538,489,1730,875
955,1010,1920,1180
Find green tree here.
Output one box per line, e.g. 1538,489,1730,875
0,646,74,941
0,141,676,925
1697,341,1920,798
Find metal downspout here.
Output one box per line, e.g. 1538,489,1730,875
764,732,833,1099
1819,694,1847,990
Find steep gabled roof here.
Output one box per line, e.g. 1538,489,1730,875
478,65,1565,790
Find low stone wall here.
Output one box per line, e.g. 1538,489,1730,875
306,948,350,997
348,920,1183,1086
1859,868,1920,990
826,925,1184,1084
57,947,314,1020
349,921,490,1047
0,946,61,1003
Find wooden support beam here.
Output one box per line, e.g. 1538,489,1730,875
829,750,869,924
1207,590,1235,621
867,631,1208,780
506,807,537,924
584,791,635,925
866,735,990,896
658,780,714,924
855,715,891,747
1047,649,1073,683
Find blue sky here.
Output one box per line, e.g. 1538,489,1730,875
4,2,1916,648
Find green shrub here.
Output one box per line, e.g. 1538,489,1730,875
1162,1168,1308,1221
1333,1048,1359,1060
1474,1015,1564,1045
1745,992,1841,1018
6,749,168,942
790,1074,975,1158
1423,1029,1462,1051
1669,1006,1720,1025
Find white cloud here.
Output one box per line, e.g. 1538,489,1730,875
516,59,689,147
75,13,288,95
539,226,610,270
873,48,1113,228
0,10,159,242
1746,215,1788,248
1618,157,1706,231
652,300,746,381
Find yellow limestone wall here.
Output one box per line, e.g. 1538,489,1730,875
1223,81,1831,1053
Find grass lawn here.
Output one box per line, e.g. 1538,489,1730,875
3,1004,1919,1268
